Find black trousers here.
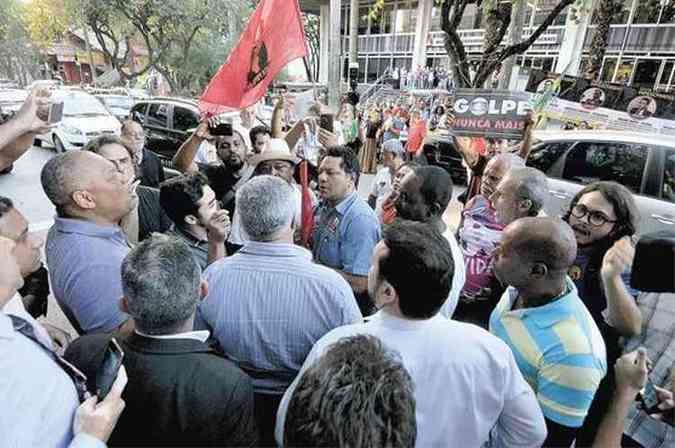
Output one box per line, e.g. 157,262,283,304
254,393,283,447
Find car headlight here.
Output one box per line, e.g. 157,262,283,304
61,124,82,136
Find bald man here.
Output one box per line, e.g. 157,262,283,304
454,154,525,327
42,151,137,334
489,217,607,448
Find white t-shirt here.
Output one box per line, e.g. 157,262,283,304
370,167,393,221
275,312,546,447
439,227,466,319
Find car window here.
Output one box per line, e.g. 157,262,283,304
172,106,199,132
147,103,169,128
561,142,648,193
527,142,572,174
662,151,675,204
131,103,148,124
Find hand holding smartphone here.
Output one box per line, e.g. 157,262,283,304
208,115,233,136
96,338,124,399
48,102,64,124
319,113,334,133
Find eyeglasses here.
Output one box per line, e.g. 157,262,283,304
571,204,617,227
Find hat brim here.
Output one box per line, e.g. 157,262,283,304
250,151,300,167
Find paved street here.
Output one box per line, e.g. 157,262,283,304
2,147,463,335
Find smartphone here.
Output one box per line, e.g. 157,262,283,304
48,102,64,124
96,337,124,399
638,378,661,414
319,113,334,133
208,116,233,137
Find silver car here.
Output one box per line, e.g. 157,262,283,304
527,130,675,236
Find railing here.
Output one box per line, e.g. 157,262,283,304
359,68,393,107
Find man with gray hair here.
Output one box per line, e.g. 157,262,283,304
42,150,137,334
64,234,257,446
454,153,528,328
196,175,362,445
490,167,549,226
368,138,406,219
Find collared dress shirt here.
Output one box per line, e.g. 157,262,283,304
275,311,547,447
196,242,362,394
489,278,607,428
0,313,104,448
311,191,381,277
3,292,52,349
439,227,466,319
46,217,130,334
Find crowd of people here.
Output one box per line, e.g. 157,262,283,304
0,84,674,448
393,66,454,91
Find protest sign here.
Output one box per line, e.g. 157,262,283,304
451,89,533,139
526,69,675,135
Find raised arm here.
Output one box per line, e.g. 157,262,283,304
601,237,642,337
517,113,536,161
172,121,212,173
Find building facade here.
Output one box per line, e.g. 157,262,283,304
317,0,675,91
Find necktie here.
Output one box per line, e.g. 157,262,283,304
9,314,90,402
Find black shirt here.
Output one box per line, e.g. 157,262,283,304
139,149,165,188
198,163,244,216
137,185,173,241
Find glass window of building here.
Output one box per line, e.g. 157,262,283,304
366,59,378,82
601,58,618,82
395,1,418,33
633,60,660,88
370,3,394,34
659,61,675,88
662,1,675,23
430,6,441,31
634,0,663,23
358,7,369,34
612,0,632,24
459,4,480,30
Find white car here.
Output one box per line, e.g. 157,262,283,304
36,90,121,152
528,130,675,236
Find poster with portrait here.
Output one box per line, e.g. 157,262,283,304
526,69,675,135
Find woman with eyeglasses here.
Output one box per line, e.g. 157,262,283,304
563,181,643,446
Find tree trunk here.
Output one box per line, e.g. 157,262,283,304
586,0,616,80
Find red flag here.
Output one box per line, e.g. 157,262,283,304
200,0,307,113
299,160,314,248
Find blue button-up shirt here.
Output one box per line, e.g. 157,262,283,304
311,191,381,276
196,242,362,394
0,313,105,448
46,217,130,334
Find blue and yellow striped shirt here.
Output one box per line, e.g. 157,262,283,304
489,278,607,428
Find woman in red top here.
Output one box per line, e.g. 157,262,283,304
405,109,427,160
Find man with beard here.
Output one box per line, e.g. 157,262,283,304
173,120,254,218
563,181,643,446
120,120,165,188
42,151,138,334
395,165,465,318
490,217,607,448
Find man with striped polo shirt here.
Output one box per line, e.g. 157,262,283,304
490,217,607,447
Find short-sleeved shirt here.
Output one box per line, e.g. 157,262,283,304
489,278,607,428
370,168,393,220
311,191,381,276
46,218,130,334
383,117,405,142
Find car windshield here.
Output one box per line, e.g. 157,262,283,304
56,92,110,117
101,96,133,109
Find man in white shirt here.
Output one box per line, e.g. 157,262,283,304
368,139,405,219
395,165,466,318
275,220,547,447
